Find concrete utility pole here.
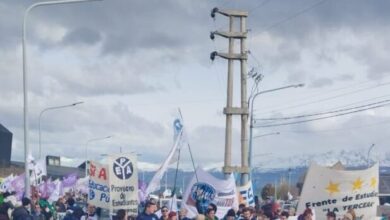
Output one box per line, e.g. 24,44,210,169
210,8,249,185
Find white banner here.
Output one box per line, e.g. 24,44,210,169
297,163,379,220
108,154,138,215
182,168,238,219
88,161,110,209
237,181,254,207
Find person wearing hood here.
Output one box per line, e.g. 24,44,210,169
12,197,33,220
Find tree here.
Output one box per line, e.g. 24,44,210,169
261,183,275,200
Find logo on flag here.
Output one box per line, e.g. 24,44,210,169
113,157,134,180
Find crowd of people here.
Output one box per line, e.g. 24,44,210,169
0,191,365,220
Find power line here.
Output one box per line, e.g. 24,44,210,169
280,119,390,134
248,0,272,14
255,99,390,121
263,0,330,31
254,103,390,128
254,81,390,115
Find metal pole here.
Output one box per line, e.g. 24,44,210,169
224,16,234,179
23,0,101,198
240,16,249,185
248,84,304,181
38,102,83,159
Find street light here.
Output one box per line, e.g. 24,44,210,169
38,101,83,159
253,132,280,139
85,135,112,177
22,0,102,198
248,84,304,180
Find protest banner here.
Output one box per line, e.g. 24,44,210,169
108,154,138,215
182,167,238,219
88,161,110,209
297,163,379,219
237,181,255,207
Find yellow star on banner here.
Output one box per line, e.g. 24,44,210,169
325,181,340,195
370,177,377,188
352,178,364,191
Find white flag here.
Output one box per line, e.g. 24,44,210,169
146,128,183,195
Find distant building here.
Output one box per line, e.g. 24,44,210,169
0,123,12,168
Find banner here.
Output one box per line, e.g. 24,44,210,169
237,181,255,207
297,163,379,220
108,154,138,215
88,161,110,209
182,168,238,219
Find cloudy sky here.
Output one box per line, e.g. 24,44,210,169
1,0,390,170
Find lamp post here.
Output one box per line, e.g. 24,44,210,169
248,84,304,180
23,0,102,198
367,143,375,167
38,101,83,159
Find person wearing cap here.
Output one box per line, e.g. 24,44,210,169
168,211,177,220
12,197,32,220
136,200,159,220
326,211,336,220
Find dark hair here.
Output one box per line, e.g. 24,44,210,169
242,207,251,213
226,209,236,217
239,203,246,209
116,209,126,220
206,208,215,215
22,198,31,207
161,206,168,210
281,211,289,217
326,212,336,217
67,198,75,206
209,203,217,212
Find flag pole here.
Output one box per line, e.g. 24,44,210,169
178,108,199,182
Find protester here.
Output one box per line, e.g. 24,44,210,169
298,208,313,220
81,204,98,220
196,214,206,220
325,211,335,220
168,211,177,220
239,207,252,220
31,203,45,220
12,197,32,220
64,197,84,220
116,209,128,220
160,206,169,220
179,208,191,220
342,213,353,220
279,211,289,220
260,198,273,219
55,197,66,213
236,204,246,218
347,209,357,220
224,209,236,220
205,208,218,220
136,199,158,220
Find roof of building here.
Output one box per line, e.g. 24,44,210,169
0,124,12,134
